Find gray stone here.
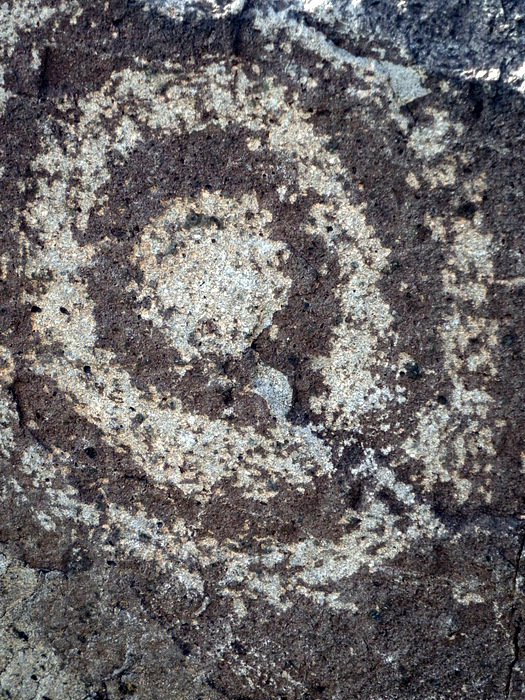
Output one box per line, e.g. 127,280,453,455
0,0,524,698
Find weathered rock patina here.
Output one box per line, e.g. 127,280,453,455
0,0,524,697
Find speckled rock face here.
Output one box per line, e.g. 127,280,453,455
1,1,524,698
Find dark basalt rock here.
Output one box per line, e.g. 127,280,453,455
0,1,524,698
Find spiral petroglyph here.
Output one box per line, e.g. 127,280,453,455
0,1,524,698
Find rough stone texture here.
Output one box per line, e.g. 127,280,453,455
0,1,524,698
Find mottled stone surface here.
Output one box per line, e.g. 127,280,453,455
0,1,524,698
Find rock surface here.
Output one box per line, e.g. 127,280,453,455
0,1,524,698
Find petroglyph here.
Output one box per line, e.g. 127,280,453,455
1,0,524,697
